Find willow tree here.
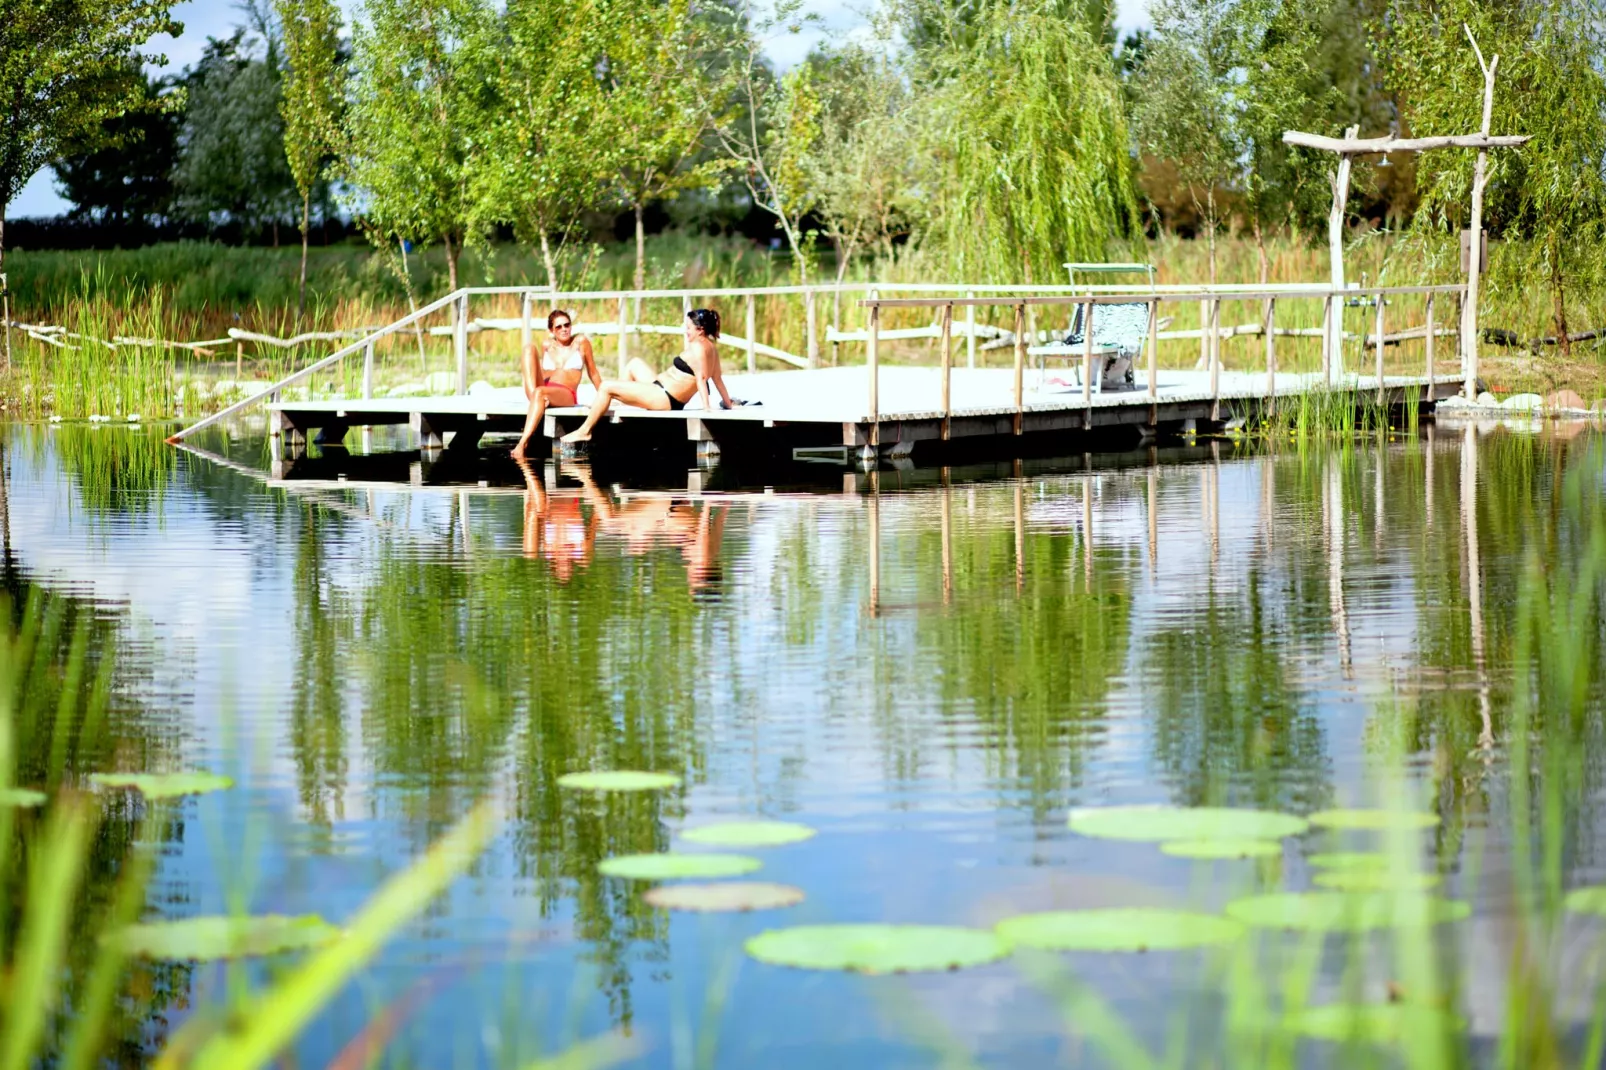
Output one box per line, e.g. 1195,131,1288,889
274,0,343,321
0,0,180,367
345,0,500,293
1377,0,1606,358
915,0,1138,282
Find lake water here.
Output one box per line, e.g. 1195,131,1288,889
7,419,1605,1067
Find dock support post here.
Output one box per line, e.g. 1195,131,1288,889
1264,298,1276,410
939,302,953,438
868,292,880,452
965,293,976,369
745,293,756,372
1080,300,1095,416
1208,298,1220,420
940,475,953,604
455,293,469,395
1014,303,1026,435
868,482,880,616
1146,298,1159,402
1322,294,1334,387
806,288,819,368
617,296,628,377
521,292,532,365
362,340,374,400
1425,294,1436,385
1374,292,1386,405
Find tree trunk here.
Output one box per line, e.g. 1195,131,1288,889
1551,233,1571,360
1206,187,1218,286
633,202,646,321
1252,214,1269,285
297,192,311,324
1,209,9,371
272,220,280,248
539,231,557,293
444,232,460,293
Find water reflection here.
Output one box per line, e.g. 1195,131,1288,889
7,421,1606,1064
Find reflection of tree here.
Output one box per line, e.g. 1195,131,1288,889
288,506,351,835
27,425,174,518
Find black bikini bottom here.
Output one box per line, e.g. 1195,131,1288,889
653,380,686,411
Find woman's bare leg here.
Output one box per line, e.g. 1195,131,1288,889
511,385,571,456
561,379,670,442
625,358,656,382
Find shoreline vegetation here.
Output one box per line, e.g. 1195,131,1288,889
2,231,1603,422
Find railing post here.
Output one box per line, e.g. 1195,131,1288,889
1264,298,1276,408
1013,302,1026,435
520,292,532,366
1081,299,1095,412
682,293,692,317
745,292,756,373
362,340,374,400
455,293,468,395
1146,297,1159,402
806,288,819,368
867,291,880,450
939,302,953,435
1208,298,1220,419
965,292,976,369
1461,285,1475,399
1322,294,1334,387
1374,291,1386,404
1425,293,1436,386
617,296,628,377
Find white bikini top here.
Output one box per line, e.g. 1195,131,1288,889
545,341,585,373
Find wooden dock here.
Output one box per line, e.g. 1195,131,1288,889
269,365,1465,464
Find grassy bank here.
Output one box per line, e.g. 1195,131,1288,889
3,231,1603,419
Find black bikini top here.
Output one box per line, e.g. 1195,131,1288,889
673,355,694,376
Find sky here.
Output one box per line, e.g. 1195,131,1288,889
12,0,1149,218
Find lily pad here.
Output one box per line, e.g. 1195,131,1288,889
1286,1003,1465,1045
681,820,816,847
598,852,761,881
746,924,1008,973
557,771,681,792
0,788,46,808
1312,869,1441,893
89,772,234,799
1161,839,1281,860
1226,892,1470,932
1307,809,1440,831
107,914,340,960
1067,805,1308,843
644,881,805,912
1308,851,1390,871
1563,886,1606,916
996,908,1245,952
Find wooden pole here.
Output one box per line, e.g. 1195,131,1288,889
1425,293,1436,384
1327,126,1358,377
1013,302,1026,435
1322,294,1334,386
940,473,953,605
1015,479,1026,593
1374,293,1386,404
362,341,374,400
868,293,880,450
617,296,628,376
1465,30,1498,399
520,292,532,365
965,293,976,369
1264,298,1276,407
868,483,880,616
745,293,756,373
1208,298,1221,419
455,293,469,395
1081,299,1095,414
831,286,841,367
1198,299,1210,371
1146,297,1159,401
236,339,244,377
806,288,819,368
939,302,953,434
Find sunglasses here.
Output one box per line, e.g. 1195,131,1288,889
552,322,572,331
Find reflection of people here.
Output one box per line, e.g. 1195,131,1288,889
680,504,727,596
560,309,733,444
513,310,602,457
515,458,599,583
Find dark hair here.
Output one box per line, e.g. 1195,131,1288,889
686,308,720,340
547,309,573,330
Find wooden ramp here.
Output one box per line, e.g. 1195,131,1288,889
269,365,1464,462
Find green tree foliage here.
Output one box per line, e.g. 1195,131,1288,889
1377,0,1606,357
172,29,298,238
345,0,500,293
910,0,1138,282
604,0,725,293
51,68,180,227
274,0,344,320
0,0,179,365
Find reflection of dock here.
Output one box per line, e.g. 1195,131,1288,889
268,365,1464,463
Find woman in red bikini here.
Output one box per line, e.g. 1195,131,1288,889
512,310,603,457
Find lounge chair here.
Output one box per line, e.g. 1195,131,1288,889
1028,302,1155,393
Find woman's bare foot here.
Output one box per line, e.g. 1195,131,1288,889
560,430,592,444
510,440,530,457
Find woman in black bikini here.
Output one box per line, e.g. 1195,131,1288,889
560,308,733,443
